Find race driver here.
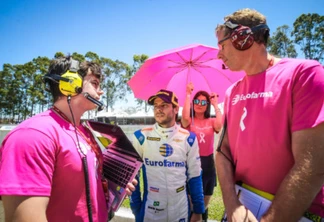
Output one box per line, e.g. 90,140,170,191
130,89,205,222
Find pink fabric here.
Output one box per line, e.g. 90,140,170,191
224,58,324,216
0,110,108,222
188,118,216,156
128,44,245,106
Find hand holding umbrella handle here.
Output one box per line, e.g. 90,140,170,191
210,93,219,106
186,82,194,96
210,95,219,99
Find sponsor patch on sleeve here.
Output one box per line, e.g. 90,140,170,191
134,130,145,145
187,132,196,147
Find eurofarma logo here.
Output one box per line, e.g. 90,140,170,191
232,91,273,105
159,144,173,157
144,143,185,167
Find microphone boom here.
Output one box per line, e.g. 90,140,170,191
83,93,105,111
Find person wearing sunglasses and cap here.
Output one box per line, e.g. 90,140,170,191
181,82,223,221
130,89,205,222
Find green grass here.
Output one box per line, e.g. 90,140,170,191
121,172,225,220
208,181,225,220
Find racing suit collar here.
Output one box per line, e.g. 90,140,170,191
154,123,178,139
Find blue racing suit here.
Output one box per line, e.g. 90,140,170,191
130,123,205,222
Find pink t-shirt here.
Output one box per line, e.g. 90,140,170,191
224,58,324,216
188,118,216,157
0,110,108,222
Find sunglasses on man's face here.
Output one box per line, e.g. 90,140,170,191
193,99,208,106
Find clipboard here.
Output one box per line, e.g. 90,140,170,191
221,185,312,222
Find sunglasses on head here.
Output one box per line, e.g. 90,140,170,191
193,99,208,106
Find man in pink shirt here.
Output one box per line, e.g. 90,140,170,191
215,8,324,221
0,56,136,221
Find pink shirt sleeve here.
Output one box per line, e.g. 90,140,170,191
0,128,56,196
291,61,324,132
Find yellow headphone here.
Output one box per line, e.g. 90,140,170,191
44,59,83,96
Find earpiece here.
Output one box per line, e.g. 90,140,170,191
43,59,83,96
224,21,269,51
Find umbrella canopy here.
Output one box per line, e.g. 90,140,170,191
128,43,245,106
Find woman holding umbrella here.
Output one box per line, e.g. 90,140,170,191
181,82,223,221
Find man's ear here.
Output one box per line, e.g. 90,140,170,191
174,106,179,114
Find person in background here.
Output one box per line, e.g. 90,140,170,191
0,56,136,222
130,89,205,222
215,8,324,221
181,82,222,221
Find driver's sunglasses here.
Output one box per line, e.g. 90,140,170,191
193,99,208,106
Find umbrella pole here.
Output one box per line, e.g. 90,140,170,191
191,103,194,126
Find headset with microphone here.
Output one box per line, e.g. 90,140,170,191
43,58,105,111
220,21,270,51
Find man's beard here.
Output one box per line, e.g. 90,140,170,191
155,111,175,126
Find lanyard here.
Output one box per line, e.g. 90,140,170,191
51,106,109,201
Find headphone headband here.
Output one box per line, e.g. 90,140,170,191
251,24,269,33
69,59,80,73
224,21,240,30
224,21,269,33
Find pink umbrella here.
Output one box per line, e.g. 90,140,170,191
128,43,245,106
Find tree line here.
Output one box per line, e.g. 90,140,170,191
0,52,148,123
0,13,323,123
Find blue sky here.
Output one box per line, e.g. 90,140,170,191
1,0,323,67
1,0,323,110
